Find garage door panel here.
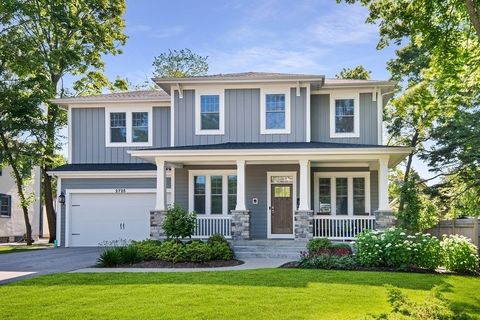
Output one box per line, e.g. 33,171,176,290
69,192,155,247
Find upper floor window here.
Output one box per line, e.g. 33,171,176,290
260,88,291,134
195,89,224,135
329,92,360,138
0,194,11,218
105,107,152,147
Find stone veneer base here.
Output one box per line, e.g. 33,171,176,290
230,210,250,240
294,210,314,240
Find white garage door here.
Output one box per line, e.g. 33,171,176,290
69,192,155,247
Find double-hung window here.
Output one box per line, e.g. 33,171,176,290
195,90,224,135
106,108,152,147
314,172,370,216
0,194,11,218
189,171,237,215
261,88,291,134
329,92,360,138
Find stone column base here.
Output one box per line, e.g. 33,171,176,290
294,210,313,241
231,210,250,240
150,210,168,239
374,210,396,231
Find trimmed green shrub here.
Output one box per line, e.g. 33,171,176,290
163,204,196,240
118,245,144,264
97,248,122,267
306,238,332,254
157,240,186,263
207,234,229,245
299,254,357,270
441,235,479,274
131,239,162,261
209,241,234,260
184,241,212,262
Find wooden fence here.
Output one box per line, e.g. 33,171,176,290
425,218,479,248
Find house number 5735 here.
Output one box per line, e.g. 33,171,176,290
115,188,126,193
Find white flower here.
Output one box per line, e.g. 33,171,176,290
400,232,406,236
386,243,392,248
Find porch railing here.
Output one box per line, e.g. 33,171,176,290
313,216,376,240
193,216,232,239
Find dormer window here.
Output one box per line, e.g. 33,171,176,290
105,107,152,147
195,89,224,135
329,92,360,138
260,88,291,134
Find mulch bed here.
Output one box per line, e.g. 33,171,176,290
114,259,244,268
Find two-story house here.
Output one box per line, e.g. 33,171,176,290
50,72,410,247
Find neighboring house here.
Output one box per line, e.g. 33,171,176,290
0,166,46,242
50,72,410,247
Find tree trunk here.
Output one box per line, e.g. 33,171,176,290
398,130,419,212
42,167,56,243
0,133,33,245
465,0,480,38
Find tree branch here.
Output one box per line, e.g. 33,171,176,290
465,0,480,38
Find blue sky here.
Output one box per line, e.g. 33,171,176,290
82,0,432,179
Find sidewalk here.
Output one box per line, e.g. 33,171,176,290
71,258,291,273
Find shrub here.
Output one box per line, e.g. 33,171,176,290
210,241,234,260
441,235,479,274
163,204,196,240
306,238,332,254
97,248,122,267
354,228,442,270
131,239,162,261
184,241,212,262
118,245,144,264
207,234,229,245
298,254,357,270
157,240,186,263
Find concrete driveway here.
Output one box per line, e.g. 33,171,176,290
0,247,99,284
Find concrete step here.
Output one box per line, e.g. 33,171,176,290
230,240,306,259
235,251,301,259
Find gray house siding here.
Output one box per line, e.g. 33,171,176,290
60,178,156,246
174,88,307,146
71,107,170,164
310,93,378,144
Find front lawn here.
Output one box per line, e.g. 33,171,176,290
0,244,51,254
0,269,479,319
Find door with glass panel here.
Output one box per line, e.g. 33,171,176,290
271,184,293,234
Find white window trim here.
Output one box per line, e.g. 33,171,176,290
260,88,291,134
313,172,370,216
188,170,236,215
329,91,360,138
267,171,296,239
195,89,225,135
105,106,153,147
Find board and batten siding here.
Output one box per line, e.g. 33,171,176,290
71,107,170,164
310,93,378,144
60,178,156,246
174,88,307,146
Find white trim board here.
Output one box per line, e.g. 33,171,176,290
48,171,158,179
313,171,370,216
267,171,297,239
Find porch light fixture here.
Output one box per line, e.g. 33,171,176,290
58,192,65,205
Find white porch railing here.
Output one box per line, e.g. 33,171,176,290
313,216,376,240
193,216,232,239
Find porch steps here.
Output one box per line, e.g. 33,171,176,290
230,240,307,260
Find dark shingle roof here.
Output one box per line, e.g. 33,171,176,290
142,141,399,151
51,90,170,105
52,163,157,172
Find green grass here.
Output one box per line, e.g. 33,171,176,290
0,244,51,254
0,269,478,319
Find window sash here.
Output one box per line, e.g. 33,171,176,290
227,175,237,212
110,112,127,143
132,112,149,142
265,94,286,129
190,172,237,215
0,194,11,217
210,176,223,214
200,95,220,130
194,176,206,214
353,177,366,215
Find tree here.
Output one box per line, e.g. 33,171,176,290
152,49,209,78
0,0,128,242
0,67,45,245
335,65,371,80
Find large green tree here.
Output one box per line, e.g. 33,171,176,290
152,49,209,78
335,65,371,80
0,0,127,242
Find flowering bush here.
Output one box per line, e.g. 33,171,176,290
354,228,442,270
441,235,479,274
299,254,357,270
305,238,352,257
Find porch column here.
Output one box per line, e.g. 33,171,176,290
378,157,390,211
231,159,250,240
155,159,166,211
235,159,247,211
298,159,310,211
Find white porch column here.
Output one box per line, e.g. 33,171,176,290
155,159,166,211
298,159,311,211
235,159,247,211
378,157,390,211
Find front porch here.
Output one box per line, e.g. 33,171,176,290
129,143,408,241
